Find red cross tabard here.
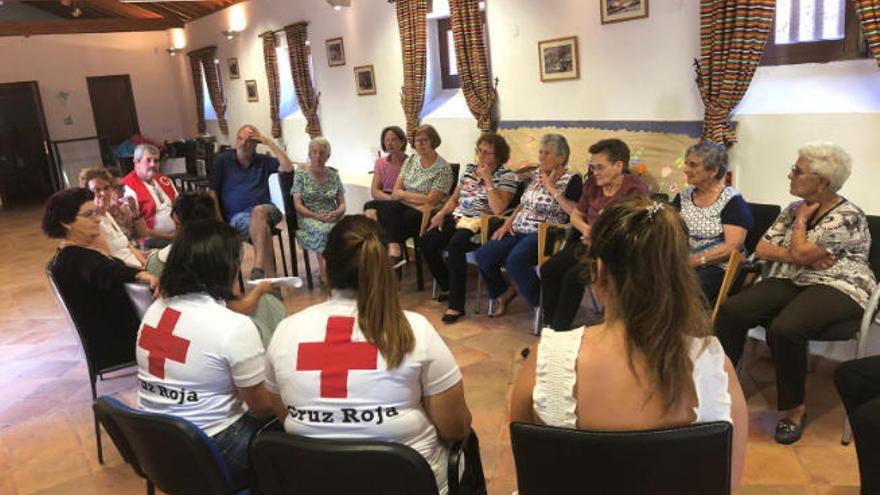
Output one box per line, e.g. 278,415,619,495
138,308,190,380
296,316,379,399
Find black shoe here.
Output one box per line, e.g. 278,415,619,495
442,311,465,324
775,414,806,444
437,291,449,302
390,255,407,269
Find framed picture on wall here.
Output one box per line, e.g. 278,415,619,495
600,0,649,24
228,58,240,79
538,36,579,82
326,37,346,67
354,65,376,96
245,80,259,102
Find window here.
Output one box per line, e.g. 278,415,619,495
436,12,488,90
201,65,216,120
762,0,868,65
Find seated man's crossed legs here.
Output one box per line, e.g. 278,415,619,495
230,204,284,279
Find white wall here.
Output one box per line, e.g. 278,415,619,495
182,0,880,211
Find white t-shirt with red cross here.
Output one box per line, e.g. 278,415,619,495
265,290,462,494
136,293,266,436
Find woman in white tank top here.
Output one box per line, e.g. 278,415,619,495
510,196,748,494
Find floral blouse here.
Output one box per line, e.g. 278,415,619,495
763,200,876,308
511,169,582,235
401,154,453,201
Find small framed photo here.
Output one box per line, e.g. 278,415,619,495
245,80,259,102
227,58,240,79
354,65,376,96
600,0,649,24
538,36,579,82
326,37,345,67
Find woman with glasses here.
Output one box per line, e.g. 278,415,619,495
540,138,650,331
372,124,453,268
716,142,875,445
80,166,147,268
420,133,518,323
673,140,752,305
43,188,158,377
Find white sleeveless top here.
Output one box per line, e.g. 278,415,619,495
533,327,732,428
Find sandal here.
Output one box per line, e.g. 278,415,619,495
775,413,806,445
489,289,517,318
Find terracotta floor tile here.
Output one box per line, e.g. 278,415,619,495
795,446,860,486
742,443,811,486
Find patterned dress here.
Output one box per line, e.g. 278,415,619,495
292,167,345,252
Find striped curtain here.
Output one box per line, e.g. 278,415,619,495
188,46,228,135
449,0,496,132
855,0,880,66
187,54,207,135
695,0,774,145
284,22,322,138
261,31,283,138
396,0,429,143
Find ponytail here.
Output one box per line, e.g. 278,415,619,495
325,215,415,368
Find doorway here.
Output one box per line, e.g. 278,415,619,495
86,75,140,149
0,81,54,207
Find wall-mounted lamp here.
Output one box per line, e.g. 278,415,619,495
326,0,351,10
166,28,186,56
221,29,241,40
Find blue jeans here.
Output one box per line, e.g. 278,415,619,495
229,204,283,241
475,233,540,308
210,412,267,489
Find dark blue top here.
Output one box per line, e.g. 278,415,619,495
209,150,280,218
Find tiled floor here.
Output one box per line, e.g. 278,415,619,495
0,205,863,494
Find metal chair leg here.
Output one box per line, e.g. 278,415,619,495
90,377,103,464
415,243,424,291
842,416,853,445
303,248,314,290
276,233,289,277
146,479,155,495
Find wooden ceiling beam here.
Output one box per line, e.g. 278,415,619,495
85,0,165,19
0,17,183,36
137,2,190,23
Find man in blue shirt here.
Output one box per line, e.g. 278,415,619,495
209,125,294,279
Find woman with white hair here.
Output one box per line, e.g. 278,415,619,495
292,136,346,253
715,141,876,445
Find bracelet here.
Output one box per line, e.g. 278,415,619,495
553,190,563,199
700,255,707,266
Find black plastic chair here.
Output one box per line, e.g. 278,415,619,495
46,261,137,464
93,396,246,495
124,282,154,320
252,429,485,495
744,202,783,254
92,397,155,495
510,421,732,495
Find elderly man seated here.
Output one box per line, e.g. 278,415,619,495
209,125,294,279
122,144,178,248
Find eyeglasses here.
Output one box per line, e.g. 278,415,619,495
475,147,495,156
77,209,100,219
789,164,817,178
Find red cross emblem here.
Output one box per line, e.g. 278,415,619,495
138,308,191,379
296,316,379,398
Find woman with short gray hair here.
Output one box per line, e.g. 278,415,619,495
716,141,876,445
292,136,346,253
673,140,753,304
475,133,582,321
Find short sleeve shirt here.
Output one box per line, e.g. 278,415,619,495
374,155,405,194
209,150,280,218
292,167,346,214
401,154,453,200
452,164,518,218
136,294,266,436
265,290,461,493
763,200,877,308
675,186,753,256
576,173,651,224
512,169,582,235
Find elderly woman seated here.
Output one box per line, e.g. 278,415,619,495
715,142,876,445
81,166,148,268
43,188,158,369
511,197,747,494
673,140,752,305
292,136,346,254
475,133,582,322
420,133,517,324
540,138,650,331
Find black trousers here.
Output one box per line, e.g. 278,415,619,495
539,241,588,330
420,215,478,313
835,357,880,495
371,200,423,245
696,264,726,307
715,277,863,410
